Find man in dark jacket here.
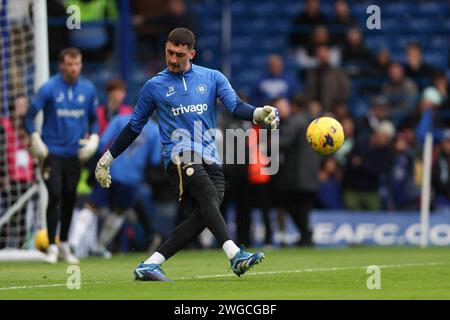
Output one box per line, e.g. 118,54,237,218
304,46,351,112
342,121,394,210
275,98,321,246
289,0,329,49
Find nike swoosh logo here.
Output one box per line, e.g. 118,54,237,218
166,91,176,97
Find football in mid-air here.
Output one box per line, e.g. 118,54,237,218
306,116,345,155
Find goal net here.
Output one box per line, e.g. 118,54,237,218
0,0,48,261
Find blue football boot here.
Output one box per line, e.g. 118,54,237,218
134,262,172,282
230,248,265,277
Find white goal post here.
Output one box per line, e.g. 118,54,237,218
0,0,49,261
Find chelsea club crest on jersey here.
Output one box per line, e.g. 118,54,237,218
196,83,207,94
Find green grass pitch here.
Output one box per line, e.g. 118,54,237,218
1,246,449,299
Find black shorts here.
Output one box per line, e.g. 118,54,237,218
42,154,81,197
167,157,225,203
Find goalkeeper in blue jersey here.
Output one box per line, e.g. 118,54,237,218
71,113,161,258
24,48,99,264
95,28,280,281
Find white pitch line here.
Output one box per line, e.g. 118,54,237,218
0,261,445,291
175,261,445,280
0,280,130,292
0,283,67,290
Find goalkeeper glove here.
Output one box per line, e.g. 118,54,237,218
95,150,114,188
78,133,99,162
31,132,48,160
253,105,280,129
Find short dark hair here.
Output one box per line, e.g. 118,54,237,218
106,79,126,93
59,47,82,62
389,61,402,69
315,44,329,55
407,42,422,51
432,70,446,82
167,28,195,49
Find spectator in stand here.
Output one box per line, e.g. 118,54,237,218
135,0,197,38
130,0,165,68
331,0,356,47
307,100,324,118
404,42,436,90
295,25,341,71
429,72,450,127
250,55,298,106
356,95,390,136
331,102,350,121
382,62,419,122
317,157,344,209
289,0,328,50
373,49,391,73
432,130,450,210
368,49,392,87
161,0,196,35
132,0,196,71
362,48,391,95
334,116,355,167
342,120,395,211
387,129,419,211
423,71,449,111
414,83,447,145
304,45,351,112
341,27,373,77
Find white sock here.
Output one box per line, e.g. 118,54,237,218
48,244,58,255
144,252,166,265
59,241,69,249
59,242,72,254
97,213,125,250
222,240,240,259
70,207,95,247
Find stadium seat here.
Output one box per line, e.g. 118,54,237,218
192,0,450,95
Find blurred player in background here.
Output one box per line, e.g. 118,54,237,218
71,113,161,258
82,79,132,192
95,28,280,281
24,48,99,264
96,79,133,136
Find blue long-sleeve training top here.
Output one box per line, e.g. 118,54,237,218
109,63,256,168
24,73,98,157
